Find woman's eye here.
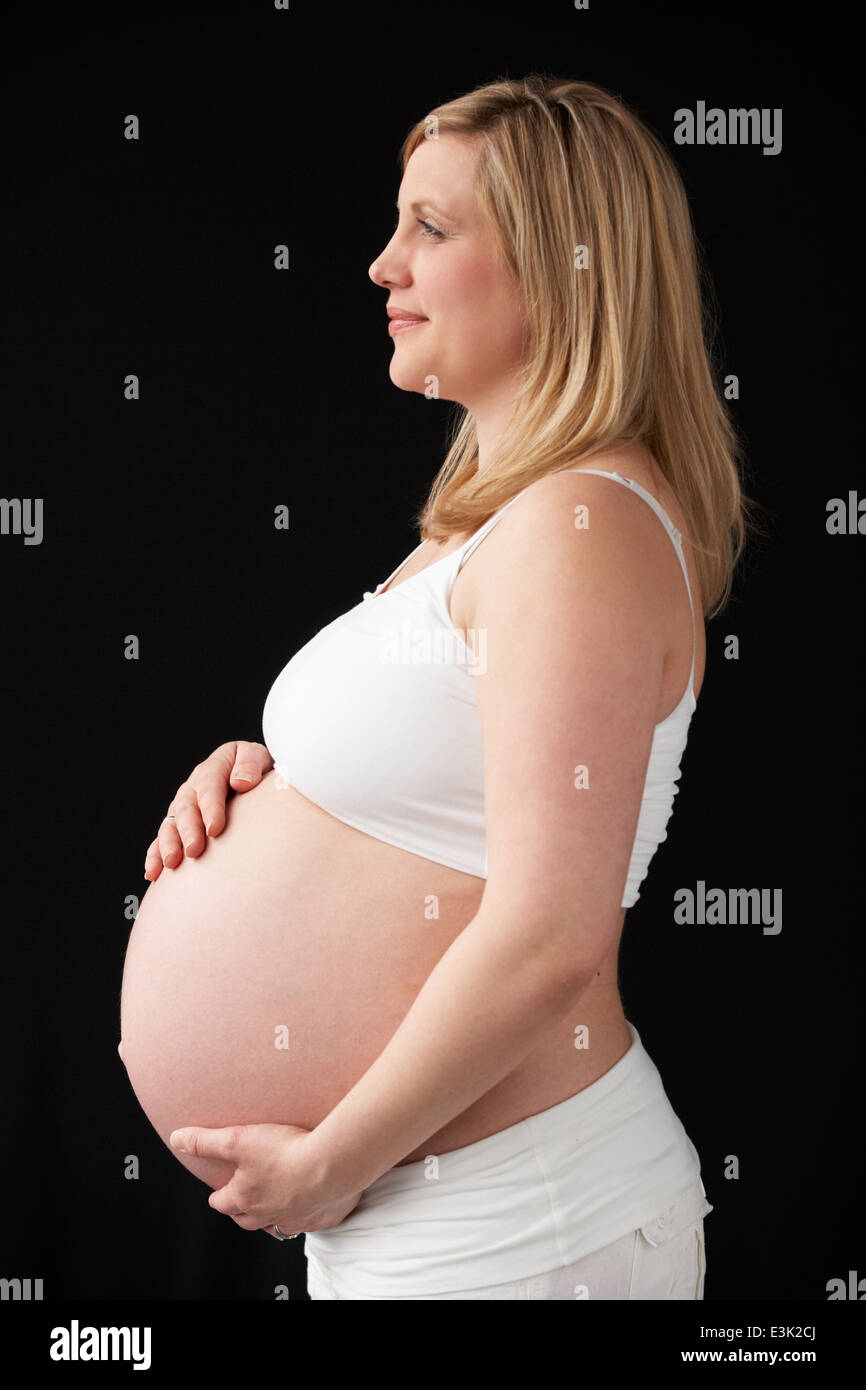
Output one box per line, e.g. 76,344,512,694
391,217,445,240
418,219,445,239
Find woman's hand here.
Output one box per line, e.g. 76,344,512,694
168,1122,364,1238
144,740,273,881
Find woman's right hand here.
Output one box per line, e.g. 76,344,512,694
144,740,274,881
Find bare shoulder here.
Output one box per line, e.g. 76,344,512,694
452,466,679,629
450,459,706,704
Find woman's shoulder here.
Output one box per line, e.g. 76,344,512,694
452,450,705,696
481,451,690,559
454,457,674,609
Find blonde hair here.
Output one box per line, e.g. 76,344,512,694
400,73,766,618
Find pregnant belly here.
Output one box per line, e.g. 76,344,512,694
119,769,484,1191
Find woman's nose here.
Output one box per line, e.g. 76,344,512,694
369,234,408,288
368,250,390,284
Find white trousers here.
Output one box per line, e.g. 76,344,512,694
306,1179,709,1301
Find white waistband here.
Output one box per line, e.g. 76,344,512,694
304,1021,712,1297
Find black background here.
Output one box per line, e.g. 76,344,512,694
1,0,862,1322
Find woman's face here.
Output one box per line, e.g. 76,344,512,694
368,132,528,412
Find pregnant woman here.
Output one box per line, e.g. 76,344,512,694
119,74,755,1300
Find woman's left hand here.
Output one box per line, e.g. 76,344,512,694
168,1122,364,1238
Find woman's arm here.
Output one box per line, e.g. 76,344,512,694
306,894,601,1197
306,472,670,1200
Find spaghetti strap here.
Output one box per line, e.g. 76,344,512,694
457,489,535,569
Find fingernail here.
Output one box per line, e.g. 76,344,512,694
205,821,215,836
169,1131,184,1150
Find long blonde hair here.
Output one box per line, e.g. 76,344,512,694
400,74,765,617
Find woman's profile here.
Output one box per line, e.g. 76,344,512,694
119,73,757,1300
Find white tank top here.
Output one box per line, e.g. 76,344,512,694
262,468,697,908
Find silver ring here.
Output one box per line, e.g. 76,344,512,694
273,1224,300,1241
164,814,176,820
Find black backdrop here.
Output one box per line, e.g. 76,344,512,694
1,0,863,1342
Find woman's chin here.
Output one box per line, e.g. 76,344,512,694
389,352,434,393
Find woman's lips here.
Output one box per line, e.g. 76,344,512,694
388,317,428,336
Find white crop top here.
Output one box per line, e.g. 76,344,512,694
262,468,697,908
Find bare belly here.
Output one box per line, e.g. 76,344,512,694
119,769,630,1192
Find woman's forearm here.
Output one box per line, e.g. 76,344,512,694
305,903,595,1199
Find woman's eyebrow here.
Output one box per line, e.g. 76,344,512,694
394,198,456,222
